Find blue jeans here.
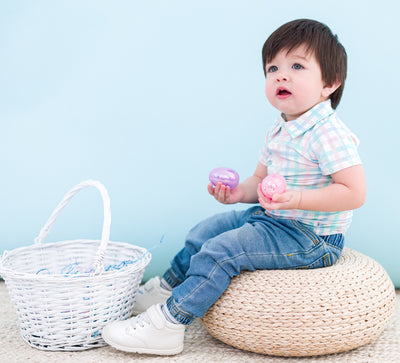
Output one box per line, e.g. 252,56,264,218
162,206,344,325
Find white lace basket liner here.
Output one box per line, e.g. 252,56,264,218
0,180,151,351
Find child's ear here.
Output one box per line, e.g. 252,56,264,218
322,80,341,98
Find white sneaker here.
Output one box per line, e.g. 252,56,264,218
132,277,172,315
102,304,185,355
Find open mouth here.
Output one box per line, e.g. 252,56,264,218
276,88,292,98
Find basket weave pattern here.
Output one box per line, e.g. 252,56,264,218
0,181,151,351
201,247,396,357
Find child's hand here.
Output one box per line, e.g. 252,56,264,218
257,184,301,210
208,182,244,204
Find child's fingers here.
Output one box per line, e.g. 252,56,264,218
210,182,221,200
223,185,231,200
207,183,215,195
213,183,232,203
272,192,290,203
216,183,226,201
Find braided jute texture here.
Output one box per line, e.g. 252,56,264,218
201,247,396,357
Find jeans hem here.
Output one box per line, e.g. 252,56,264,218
162,269,182,289
166,297,196,326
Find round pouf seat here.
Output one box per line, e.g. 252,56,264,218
201,247,396,357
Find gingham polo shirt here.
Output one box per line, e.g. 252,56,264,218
259,100,362,235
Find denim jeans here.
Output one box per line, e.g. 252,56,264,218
162,206,344,325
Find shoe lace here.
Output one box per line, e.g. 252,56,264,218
130,312,151,329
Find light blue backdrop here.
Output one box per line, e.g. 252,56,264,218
1,1,399,286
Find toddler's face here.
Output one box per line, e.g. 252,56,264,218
264,45,335,121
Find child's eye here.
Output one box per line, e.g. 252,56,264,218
292,63,303,70
267,65,278,73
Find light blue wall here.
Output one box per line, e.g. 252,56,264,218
1,1,399,286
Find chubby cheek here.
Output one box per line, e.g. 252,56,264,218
265,80,276,105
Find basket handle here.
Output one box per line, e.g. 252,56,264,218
34,180,111,272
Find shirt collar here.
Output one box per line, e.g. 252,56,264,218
271,100,335,139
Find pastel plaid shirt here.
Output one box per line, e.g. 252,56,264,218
259,100,362,235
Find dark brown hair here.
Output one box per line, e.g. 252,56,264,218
262,19,347,109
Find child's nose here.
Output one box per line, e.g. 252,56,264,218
276,72,288,82
274,68,289,82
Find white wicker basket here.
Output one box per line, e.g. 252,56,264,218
0,180,151,351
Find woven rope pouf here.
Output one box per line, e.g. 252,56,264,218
201,247,396,357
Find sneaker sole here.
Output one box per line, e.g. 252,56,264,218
102,335,184,356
